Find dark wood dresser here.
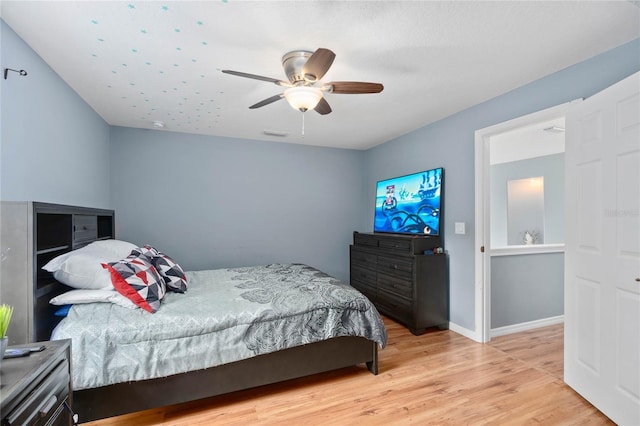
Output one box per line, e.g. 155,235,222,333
349,231,449,335
0,340,72,425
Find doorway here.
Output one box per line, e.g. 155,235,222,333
474,101,579,343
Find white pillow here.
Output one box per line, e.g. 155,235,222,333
43,239,137,289
82,239,139,257
50,289,138,309
51,253,115,290
43,239,137,271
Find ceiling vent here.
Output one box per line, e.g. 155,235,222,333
263,129,289,137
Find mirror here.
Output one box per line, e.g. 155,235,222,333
507,177,544,245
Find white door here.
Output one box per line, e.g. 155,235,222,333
565,71,640,425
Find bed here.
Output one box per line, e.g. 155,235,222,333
41,239,386,422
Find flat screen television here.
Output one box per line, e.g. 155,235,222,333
374,167,444,236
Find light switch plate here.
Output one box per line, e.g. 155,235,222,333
455,222,466,235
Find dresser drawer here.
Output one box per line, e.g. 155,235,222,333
378,273,413,299
353,233,379,248
4,360,70,426
376,288,412,320
73,214,97,243
350,248,377,270
379,238,411,252
351,278,378,300
351,265,377,285
377,255,413,280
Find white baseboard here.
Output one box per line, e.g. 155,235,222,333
490,315,564,338
448,321,483,342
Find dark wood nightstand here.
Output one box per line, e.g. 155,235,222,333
1,339,72,425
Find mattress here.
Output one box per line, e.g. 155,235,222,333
51,263,387,390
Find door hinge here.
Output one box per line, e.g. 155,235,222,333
480,246,485,253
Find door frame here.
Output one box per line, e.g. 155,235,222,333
473,100,580,343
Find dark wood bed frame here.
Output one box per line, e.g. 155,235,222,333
75,336,377,422
28,203,379,422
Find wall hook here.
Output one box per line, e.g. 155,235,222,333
4,68,28,80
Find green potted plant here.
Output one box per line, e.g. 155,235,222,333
0,304,13,355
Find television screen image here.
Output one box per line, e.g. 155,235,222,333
374,168,443,235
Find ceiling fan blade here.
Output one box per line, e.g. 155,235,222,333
302,48,336,82
314,97,332,115
221,70,291,87
249,94,284,109
328,81,384,94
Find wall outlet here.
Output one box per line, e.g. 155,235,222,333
455,222,466,235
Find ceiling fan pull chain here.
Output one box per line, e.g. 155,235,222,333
301,112,305,137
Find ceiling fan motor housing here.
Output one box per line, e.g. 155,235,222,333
282,51,313,84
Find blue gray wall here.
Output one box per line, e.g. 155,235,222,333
1,22,111,209
109,127,364,280
491,253,564,328
491,153,564,246
363,38,640,332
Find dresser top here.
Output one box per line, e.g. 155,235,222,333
0,339,70,411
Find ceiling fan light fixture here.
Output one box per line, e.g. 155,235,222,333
284,87,322,112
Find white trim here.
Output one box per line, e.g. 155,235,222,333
448,321,482,342
474,100,580,343
448,317,565,342
490,243,565,256
474,127,491,342
490,315,564,338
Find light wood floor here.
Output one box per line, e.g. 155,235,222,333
83,317,613,425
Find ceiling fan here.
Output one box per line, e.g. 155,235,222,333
221,48,383,115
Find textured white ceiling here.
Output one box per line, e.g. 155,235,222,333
490,117,566,165
2,1,638,150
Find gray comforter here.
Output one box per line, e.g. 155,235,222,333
51,263,387,390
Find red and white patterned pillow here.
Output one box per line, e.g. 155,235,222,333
102,252,166,313
131,245,188,293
